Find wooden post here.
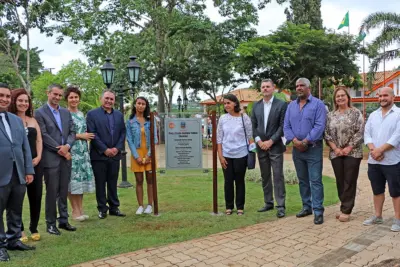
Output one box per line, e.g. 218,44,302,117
211,111,218,214
150,112,159,215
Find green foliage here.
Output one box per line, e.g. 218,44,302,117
274,92,287,102
283,0,323,30
360,12,400,73
31,60,104,113
234,23,360,91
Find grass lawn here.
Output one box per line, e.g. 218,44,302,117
5,169,338,267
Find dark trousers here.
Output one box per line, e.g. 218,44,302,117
258,151,286,210
44,159,71,226
222,156,247,210
92,160,121,213
331,156,362,214
21,164,43,233
0,165,26,248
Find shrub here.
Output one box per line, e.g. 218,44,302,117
245,163,299,185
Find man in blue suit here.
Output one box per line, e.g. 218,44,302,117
0,83,35,262
87,90,126,219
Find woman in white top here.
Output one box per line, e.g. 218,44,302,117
217,94,252,216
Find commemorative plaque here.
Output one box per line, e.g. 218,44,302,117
165,118,202,169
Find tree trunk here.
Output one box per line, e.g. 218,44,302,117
24,4,31,92
157,80,166,143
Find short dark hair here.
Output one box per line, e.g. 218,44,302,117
261,79,275,86
101,89,115,97
0,83,10,90
223,94,241,113
64,86,81,99
48,83,63,92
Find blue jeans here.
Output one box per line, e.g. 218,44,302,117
292,144,324,215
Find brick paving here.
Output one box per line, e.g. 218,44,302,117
75,158,400,267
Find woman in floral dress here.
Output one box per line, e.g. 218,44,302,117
65,86,95,221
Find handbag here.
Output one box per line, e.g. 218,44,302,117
241,114,256,170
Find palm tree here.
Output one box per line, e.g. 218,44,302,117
360,12,400,72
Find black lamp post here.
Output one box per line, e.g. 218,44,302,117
183,95,188,111
100,56,141,188
177,95,182,117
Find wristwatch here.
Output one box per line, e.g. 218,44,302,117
301,141,308,147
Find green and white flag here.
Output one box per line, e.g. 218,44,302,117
338,11,349,30
357,31,367,42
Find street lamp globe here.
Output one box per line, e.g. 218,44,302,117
127,56,141,86
100,58,116,89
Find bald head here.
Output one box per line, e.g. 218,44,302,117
378,86,395,109
379,87,394,96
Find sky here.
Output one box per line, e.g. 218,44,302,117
21,0,400,100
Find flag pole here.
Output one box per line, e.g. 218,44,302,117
383,21,386,86
362,39,366,120
348,11,350,34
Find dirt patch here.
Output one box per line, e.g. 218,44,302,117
370,259,400,267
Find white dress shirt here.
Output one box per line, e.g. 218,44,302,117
364,105,400,165
255,96,274,143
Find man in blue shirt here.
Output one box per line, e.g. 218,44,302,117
284,78,327,224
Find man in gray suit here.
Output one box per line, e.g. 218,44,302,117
251,79,287,218
0,83,35,262
35,84,76,235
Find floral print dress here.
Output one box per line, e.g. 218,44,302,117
69,111,95,194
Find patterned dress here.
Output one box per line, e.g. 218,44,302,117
69,111,95,194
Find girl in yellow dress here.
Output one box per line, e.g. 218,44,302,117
126,97,157,214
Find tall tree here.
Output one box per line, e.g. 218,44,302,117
40,0,260,113
234,23,360,92
0,0,52,91
359,12,400,72
283,0,323,29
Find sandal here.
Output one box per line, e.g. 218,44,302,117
338,214,350,222
225,209,233,215
31,233,41,241
237,210,244,216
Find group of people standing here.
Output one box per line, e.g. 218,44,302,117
217,78,400,232
0,83,156,262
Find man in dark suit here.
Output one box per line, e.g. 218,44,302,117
87,90,126,219
35,84,76,235
0,83,35,262
251,79,287,218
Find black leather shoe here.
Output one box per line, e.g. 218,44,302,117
58,223,77,231
98,211,107,219
257,205,274,212
7,241,35,251
109,210,126,217
314,215,324,225
277,210,286,218
296,209,313,218
0,248,10,261
47,225,61,235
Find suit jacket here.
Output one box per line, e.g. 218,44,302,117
0,112,34,186
34,104,76,168
251,97,287,154
86,107,126,161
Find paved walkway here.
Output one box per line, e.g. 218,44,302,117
75,159,400,267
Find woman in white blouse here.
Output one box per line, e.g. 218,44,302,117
217,94,253,216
